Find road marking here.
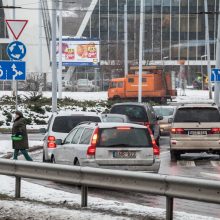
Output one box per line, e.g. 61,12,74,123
177,160,196,167
210,161,220,167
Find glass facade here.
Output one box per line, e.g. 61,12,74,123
81,0,218,64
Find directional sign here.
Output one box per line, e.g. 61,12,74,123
211,68,220,82
7,41,26,61
5,20,28,40
0,61,26,80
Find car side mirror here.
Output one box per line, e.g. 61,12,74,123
56,139,63,145
157,115,163,120
39,128,46,134
168,118,173,123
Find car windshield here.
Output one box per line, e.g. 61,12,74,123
110,105,148,122
174,108,220,123
52,116,101,133
154,107,174,117
98,128,152,147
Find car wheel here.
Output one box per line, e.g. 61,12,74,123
170,150,180,162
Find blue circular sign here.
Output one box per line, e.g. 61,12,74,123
7,41,27,61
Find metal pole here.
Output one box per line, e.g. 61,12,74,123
204,0,212,99
166,196,174,220
81,186,88,207
214,0,220,106
124,3,128,76
138,0,144,103
39,0,43,95
52,0,57,112
15,176,21,198
58,0,63,99
201,56,204,90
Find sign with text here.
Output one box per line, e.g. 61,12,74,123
53,38,100,67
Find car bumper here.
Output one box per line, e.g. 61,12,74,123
80,159,160,173
170,139,220,151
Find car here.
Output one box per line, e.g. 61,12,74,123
40,112,102,162
153,105,176,135
109,102,163,145
170,103,220,161
101,114,131,123
54,122,160,173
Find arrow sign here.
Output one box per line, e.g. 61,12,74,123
5,20,28,40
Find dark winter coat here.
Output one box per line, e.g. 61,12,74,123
12,116,29,150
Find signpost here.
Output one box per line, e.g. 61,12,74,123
0,61,26,80
211,68,220,82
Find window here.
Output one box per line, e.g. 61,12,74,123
142,78,147,83
79,128,94,144
118,82,124,88
128,78,134,83
72,128,84,144
64,128,78,144
98,128,152,148
52,116,101,133
174,108,220,123
154,107,174,117
110,82,117,88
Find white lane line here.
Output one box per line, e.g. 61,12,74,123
177,160,196,167
210,161,220,167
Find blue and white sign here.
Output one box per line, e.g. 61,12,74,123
0,61,26,80
211,68,220,82
7,41,26,61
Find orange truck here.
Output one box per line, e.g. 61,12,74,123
108,66,176,103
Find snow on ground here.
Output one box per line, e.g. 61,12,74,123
0,174,218,220
0,140,43,157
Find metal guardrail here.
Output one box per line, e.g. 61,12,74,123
0,159,220,220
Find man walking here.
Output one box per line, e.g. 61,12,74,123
12,111,33,161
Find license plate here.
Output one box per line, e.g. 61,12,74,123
188,130,207,136
113,151,136,159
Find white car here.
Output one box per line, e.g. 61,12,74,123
54,122,160,173
41,112,102,162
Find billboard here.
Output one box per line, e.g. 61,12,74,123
55,38,100,67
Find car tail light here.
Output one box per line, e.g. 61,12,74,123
211,128,220,134
47,136,56,148
171,128,185,134
147,127,160,157
87,128,99,158
145,122,151,127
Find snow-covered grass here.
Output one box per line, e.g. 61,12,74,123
0,174,219,220
0,140,43,157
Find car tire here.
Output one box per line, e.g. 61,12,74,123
74,159,80,166
170,150,180,162
50,155,55,163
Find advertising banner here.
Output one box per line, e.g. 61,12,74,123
55,38,100,66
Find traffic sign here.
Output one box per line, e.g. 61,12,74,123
0,61,26,80
211,68,220,82
7,41,26,60
5,20,28,40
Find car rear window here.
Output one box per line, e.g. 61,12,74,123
102,116,125,123
98,127,152,148
110,105,148,122
52,116,101,133
154,107,174,117
174,108,220,123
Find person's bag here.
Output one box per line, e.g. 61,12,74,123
11,135,23,141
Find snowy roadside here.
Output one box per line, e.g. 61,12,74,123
0,174,219,220
0,140,43,158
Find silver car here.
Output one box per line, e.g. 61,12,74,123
170,103,220,161
54,122,160,173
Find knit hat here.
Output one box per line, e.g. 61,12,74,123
15,111,23,118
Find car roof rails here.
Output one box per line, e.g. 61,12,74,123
77,121,93,126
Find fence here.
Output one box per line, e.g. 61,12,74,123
0,159,220,220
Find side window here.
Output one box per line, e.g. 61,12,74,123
64,128,78,144
110,82,117,88
79,128,94,144
72,127,84,144
142,78,147,83
118,82,124,88
128,78,134,83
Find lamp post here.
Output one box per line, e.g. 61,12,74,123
201,54,207,90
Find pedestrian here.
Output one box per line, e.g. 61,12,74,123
12,111,33,161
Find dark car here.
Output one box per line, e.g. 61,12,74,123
110,102,162,145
